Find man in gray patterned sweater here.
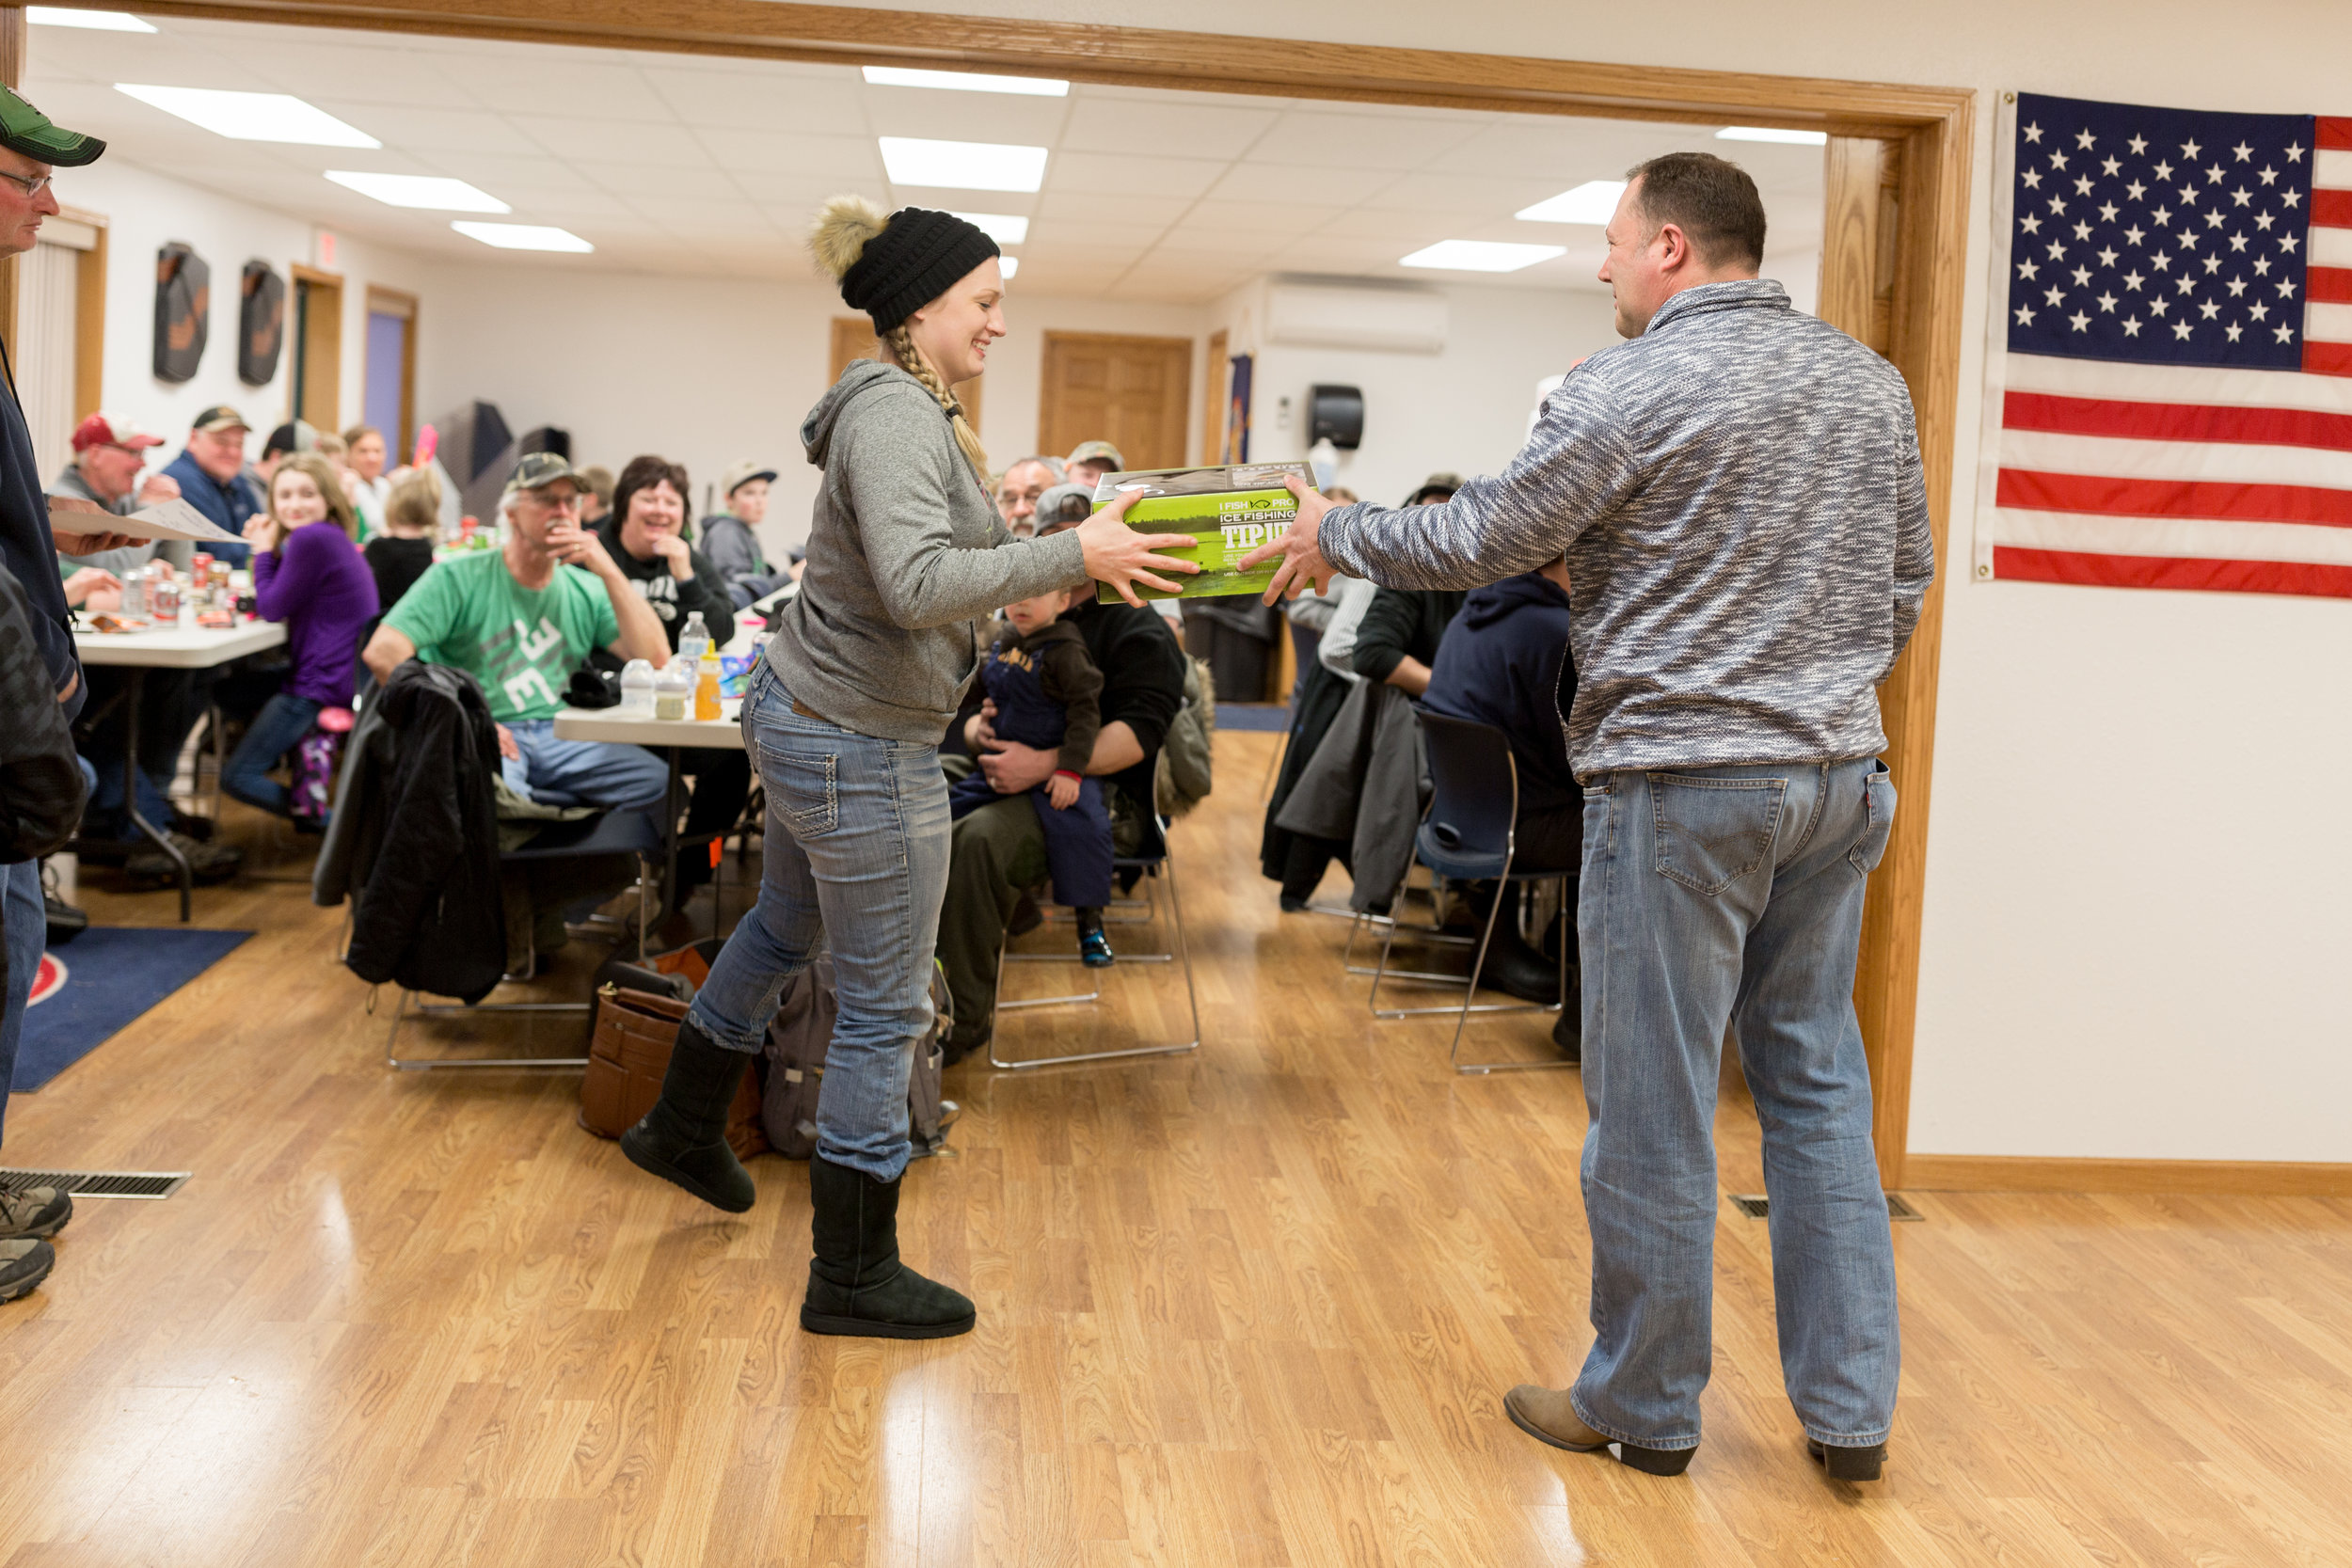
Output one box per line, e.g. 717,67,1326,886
1247,152,1933,1481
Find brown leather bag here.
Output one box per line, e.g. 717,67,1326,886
578,985,768,1160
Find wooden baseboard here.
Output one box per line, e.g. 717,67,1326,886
1902,1154,2352,1198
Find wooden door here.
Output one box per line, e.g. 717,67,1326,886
290,262,342,430
1817,132,1949,1189
830,316,983,434
1039,332,1192,471
1198,329,1228,464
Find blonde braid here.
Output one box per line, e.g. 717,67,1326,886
882,322,990,484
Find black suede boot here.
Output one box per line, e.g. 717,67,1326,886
801,1156,976,1339
620,1019,757,1213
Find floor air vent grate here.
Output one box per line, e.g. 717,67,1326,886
1727,1193,1923,1223
0,1169,190,1200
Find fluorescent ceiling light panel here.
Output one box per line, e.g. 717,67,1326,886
999,255,1020,279
863,66,1068,97
326,170,507,213
452,220,592,253
1515,180,1626,225
1399,240,1565,273
879,136,1047,193
28,8,155,30
1718,126,1828,146
952,211,1029,245
114,84,378,147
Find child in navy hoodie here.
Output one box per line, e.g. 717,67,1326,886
947,585,1117,965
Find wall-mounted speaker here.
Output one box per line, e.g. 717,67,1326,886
153,242,209,384
238,261,284,387
1308,384,1363,450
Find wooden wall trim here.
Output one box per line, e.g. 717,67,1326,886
1905,1155,2352,1199
98,0,1983,1183
122,0,1970,132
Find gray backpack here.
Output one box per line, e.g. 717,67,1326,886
761,953,954,1160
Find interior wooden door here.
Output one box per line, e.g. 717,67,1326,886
1198,329,1228,464
1039,332,1192,471
830,315,983,435
290,262,342,430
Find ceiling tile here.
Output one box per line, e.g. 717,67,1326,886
643,69,868,135
696,129,880,179
312,104,544,156
423,153,600,194
1057,98,1276,161
587,165,745,201
1045,151,1228,199
234,45,481,108
511,116,714,166
1033,190,1180,227
862,89,1070,147
1206,163,1395,208
1262,110,1482,171
429,56,663,115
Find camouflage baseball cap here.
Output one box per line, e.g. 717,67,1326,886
0,85,105,168
508,451,587,493
1067,439,1124,469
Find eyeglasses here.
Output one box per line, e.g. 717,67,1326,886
0,170,54,198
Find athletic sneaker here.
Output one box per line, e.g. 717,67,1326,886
123,832,243,887
0,1239,56,1303
1077,926,1115,968
0,1185,72,1240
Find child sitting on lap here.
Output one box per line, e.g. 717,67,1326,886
948,584,1117,966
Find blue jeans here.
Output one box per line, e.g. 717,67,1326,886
500,719,669,812
687,662,949,1180
1571,759,1899,1451
221,693,322,817
2,859,44,1144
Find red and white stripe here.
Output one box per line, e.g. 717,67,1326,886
1984,115,2352,598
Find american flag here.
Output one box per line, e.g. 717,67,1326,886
1976,91,2352,598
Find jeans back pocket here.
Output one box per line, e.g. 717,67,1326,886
1649,772,1785,896
762,742,840,838
1847,762,1896,878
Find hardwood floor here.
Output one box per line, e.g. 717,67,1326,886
4,729,2348,1566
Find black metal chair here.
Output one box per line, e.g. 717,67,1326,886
1367,710,1576,1074
385,807,663,1070
989,816,1201,1070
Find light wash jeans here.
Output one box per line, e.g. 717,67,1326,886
1571,758,1899,1452
499,719,670,812
2,858,44,1144
686,661,950,1180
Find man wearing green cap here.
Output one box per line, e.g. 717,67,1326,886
0,84,115,1307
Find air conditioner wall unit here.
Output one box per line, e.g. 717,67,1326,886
1266,280,1449,355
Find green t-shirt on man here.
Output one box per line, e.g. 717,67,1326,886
382,551,619,722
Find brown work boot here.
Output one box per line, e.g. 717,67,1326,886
1504,1385,1695,1476
0,1238,56,1303
0,1185,72,1241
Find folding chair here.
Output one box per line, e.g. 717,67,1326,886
1367,711,1576,1075
386,807,663,1070
988,816,1201,1070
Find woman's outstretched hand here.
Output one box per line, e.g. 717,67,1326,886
1238,475,1338,605
1075,485,1201,607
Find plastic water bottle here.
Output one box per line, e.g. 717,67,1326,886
620,658,656,716
653,660,693,721
676,610,710,667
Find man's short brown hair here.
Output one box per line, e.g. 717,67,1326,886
1624,151,1767,270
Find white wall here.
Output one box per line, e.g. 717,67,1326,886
57,160,427,467
857,0,2352,1164
413,265,1221,554
1212,277,1624,505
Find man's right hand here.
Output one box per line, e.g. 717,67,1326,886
136,474,183,506
546,520,619,578
495,722,521,762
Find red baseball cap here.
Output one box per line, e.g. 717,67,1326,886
71,412,164,452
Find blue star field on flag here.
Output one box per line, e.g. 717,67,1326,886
2006,92,2314,369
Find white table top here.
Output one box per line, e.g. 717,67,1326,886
74,619,288,669
551,700,745,750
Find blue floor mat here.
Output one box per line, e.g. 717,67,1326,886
13,927,251,1092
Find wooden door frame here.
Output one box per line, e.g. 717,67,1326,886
363,283,420,457
1037,329,1193,471
289,261,343,431
121,1,1973,1186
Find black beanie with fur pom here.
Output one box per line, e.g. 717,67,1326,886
823,204,1000,333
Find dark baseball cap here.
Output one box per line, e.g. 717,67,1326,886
508,451,587,493
0,85,104,168
191,404,251,435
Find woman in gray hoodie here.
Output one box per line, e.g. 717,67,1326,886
622,199,1196,1339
